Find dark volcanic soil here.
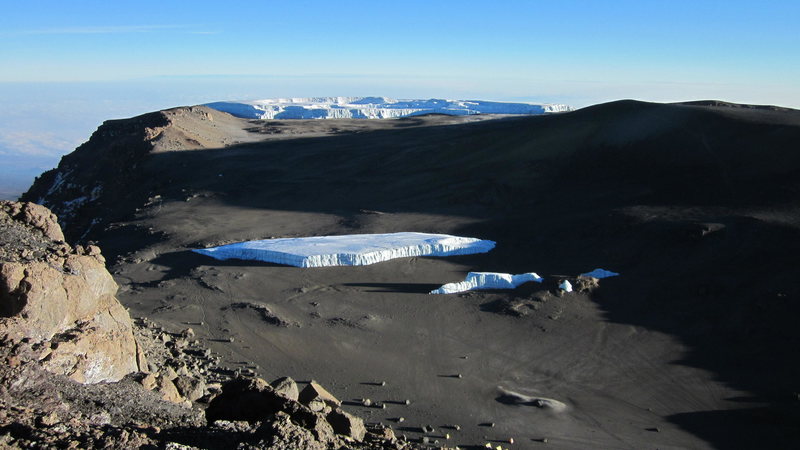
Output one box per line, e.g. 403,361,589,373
24,101,800,449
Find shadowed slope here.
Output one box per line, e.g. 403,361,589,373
23,100,800,449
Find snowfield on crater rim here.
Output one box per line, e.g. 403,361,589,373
205,96,572,120
193,232,496,267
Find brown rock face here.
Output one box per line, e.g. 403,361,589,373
327,408,366,441
0,201,65,242
298,380,341,409
0,201,144,384
270,376,300,401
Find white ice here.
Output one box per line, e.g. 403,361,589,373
579,268,620,279
430,272,543,295
193,232,495,268
205,97,572,120
559,280,573,292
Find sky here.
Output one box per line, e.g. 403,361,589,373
1,0,799,198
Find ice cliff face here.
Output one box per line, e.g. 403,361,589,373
430,272,543,294
193,232,496,267
205,97,572,120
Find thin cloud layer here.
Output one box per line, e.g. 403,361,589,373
7,24,197,35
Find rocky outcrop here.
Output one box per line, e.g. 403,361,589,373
20,106,248,242
0,201,145,384
0,202,411,448
204,376,396,448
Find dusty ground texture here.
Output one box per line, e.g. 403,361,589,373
0,201,415,449
0,300,414,449
23,101,800,449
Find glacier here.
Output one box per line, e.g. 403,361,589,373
204,97,572,120
579,268,619,279
430,272,543,295
192,232,495,268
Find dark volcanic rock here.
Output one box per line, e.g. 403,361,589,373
206,377,292,423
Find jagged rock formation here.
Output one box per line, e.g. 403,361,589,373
205,377,383,448
0,201,145,384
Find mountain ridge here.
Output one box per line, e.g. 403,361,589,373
19,98,800,448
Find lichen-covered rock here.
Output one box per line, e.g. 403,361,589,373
0,201,145,384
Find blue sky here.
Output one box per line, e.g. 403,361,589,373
1,0,799,198
2,0,798,102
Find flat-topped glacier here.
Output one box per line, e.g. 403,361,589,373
431,272,543,294
193,232,495,267
204,97,572,120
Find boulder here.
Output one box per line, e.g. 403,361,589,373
368,423,396,441
173,376,206,402
161,366,178,381
271,376,299,401
205,377,291,423
574,275,600,293
137,372,158,391
2,201,64,242
326,408,366,441
156,375,184,404
0,201,145,384
263,412,328,450
298,380,341,409
281,404,336,443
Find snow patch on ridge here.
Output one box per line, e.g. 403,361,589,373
193,232,495,268
205,97,572,120
431,272,543,294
